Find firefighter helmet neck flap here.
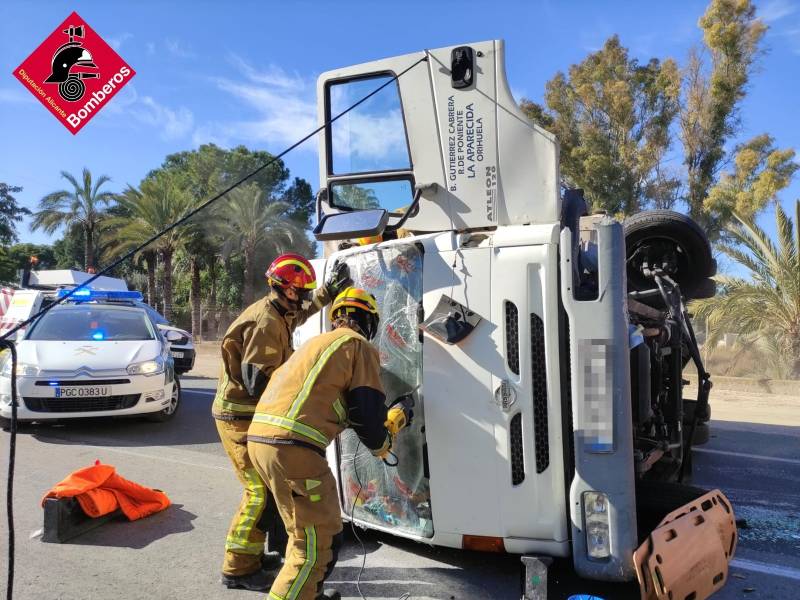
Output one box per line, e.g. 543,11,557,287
265,254,317,311
330,287,380,341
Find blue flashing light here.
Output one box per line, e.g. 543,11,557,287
48,381,58,386
91,331,105,340
58,288,144,303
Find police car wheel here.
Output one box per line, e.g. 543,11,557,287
146,380,181,422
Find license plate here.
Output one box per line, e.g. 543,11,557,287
54,386,111,398
171,350,184,358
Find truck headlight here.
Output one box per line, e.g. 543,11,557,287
583,491,610,560
127,357,165,376
0,393,10,407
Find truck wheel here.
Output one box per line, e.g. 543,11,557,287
636,479,708,539
146,379,181,422
624,210,716,304
0,416,11,431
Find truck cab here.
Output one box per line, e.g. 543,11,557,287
295,40,735,596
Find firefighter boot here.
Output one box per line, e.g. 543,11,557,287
261,551,283,570
221,567,276,591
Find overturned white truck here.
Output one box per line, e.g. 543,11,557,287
293,40,736,599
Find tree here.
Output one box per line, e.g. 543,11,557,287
691,201,800,378
681,0,767,231
31,168,115,270
108,174,197,319
704,135,798,230
521,36,681,214
333,184,381,210
216,183,309,305
0,243,55,283
0,183,31,245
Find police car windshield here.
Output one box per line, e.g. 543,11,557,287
133,302,169,325
26,305,155,341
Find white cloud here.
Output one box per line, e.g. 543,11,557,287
101,83,194,140
135,96,194,139
165,38,195,59
194,56,318,149
146,41,156,55
108,32,133,50
761,0,796,22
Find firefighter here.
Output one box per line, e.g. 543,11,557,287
247,287,412,600
213,254,351,591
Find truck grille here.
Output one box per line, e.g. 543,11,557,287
24,394,140,413
510,412,525,485
505,301,520,375
531,313,550,473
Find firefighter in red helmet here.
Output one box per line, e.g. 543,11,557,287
213,253,350,591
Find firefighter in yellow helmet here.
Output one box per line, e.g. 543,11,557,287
247,288,412,600
213,254,351,591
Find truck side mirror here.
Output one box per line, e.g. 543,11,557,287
313,209,389,242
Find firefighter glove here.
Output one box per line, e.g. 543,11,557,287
325,261,352,298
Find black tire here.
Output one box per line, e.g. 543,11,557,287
0,416,11,431
624,210,715,302
146,379,181,422
636,479,708,539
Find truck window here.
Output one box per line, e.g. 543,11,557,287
329,75,410,175
330,179,414,213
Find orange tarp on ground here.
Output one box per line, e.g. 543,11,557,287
42,461,170,521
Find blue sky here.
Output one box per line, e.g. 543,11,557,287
2,0,799,250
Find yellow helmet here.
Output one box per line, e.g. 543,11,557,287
356,235,382,246
330,287,380,340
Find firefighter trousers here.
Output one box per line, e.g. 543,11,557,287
216,418,283,576
248,442,343,600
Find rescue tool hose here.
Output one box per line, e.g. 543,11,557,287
0,54,428,599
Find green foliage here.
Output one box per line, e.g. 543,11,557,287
704,135,798,228
682,0,769,233
333,184,381,210
215,183,312,304
0,243,56,284
522,36,681,214
31,168,116,269
0,183,31,245
521,0,796,233
691,201,800,378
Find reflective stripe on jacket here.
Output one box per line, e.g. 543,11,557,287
212,288,330,420
247,327,390,452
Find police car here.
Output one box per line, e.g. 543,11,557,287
0,290,180,427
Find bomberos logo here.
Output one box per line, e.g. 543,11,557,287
13,11,135,134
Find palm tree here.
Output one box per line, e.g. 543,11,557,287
691,200,800,379
217,183,308,305
31,168,115,270
108,174,197,319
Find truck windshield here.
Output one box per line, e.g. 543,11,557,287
26,306,155,341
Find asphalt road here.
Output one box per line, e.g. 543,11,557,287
1,376,799,600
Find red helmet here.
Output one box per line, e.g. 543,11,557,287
265,253,317,290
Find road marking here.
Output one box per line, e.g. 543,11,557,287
694,447,800,466
731,558,800,581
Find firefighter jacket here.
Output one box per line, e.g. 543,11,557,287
247,327,391,454
212,288,331,420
